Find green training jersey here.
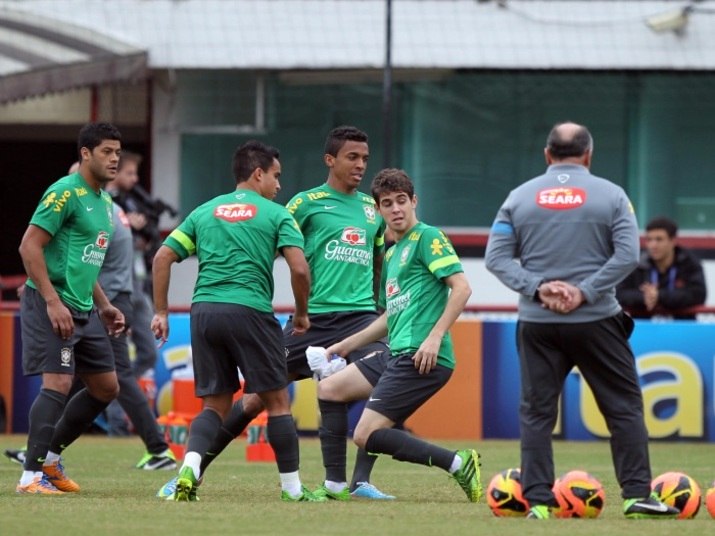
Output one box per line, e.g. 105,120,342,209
26,173,115,312
286,183,385,314
378,222,463,369
164,189,304,313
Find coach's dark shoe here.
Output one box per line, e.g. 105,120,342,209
623,494,679,519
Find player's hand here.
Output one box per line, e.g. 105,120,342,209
99,305,125,336
413,334,440,374
325,342,348,359
291,313,310,335
47,299,74,340
151,313,169,347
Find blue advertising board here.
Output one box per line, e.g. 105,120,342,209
482,319,715,441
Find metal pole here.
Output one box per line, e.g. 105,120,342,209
382,0,393,168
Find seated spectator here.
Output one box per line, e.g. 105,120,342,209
617,216,706,319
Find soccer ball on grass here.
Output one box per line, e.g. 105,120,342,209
486,468,529,517
705,482,715,519
552,470,606,518
651,471,701,519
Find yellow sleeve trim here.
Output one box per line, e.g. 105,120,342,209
428,255,460,273
169,229,196,256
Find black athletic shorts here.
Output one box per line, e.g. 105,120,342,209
20,286,115,376
365,352,453,423
283,310,388,381
190,302,288,396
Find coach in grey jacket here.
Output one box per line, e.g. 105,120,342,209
484,122,677,520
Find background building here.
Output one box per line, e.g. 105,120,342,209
2,0,715,306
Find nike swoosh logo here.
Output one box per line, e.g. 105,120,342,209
324,205,337,210
638,502,669,512
37,457,46,463
368,397,381,402
86,206,94,211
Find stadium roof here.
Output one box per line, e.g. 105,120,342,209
1,0,714,101
0,6,147,103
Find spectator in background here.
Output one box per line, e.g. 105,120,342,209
105,152,159,379
96,162,177,470
617,216,706,320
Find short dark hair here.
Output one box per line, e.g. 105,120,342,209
546,122,593,159
371,168,415,203
646,216,678,238
118,150,142,172
324,125,368,157
232,141,280,183
77,123,121,161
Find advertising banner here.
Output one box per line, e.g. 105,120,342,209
482,319,715,440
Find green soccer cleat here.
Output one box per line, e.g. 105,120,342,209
157,476,178,499
623,494,679,519
451,449,482,503
281,485,328,502
173,466,199,502
159,474,202,501
312,484,351,501
136,449,177,471
526,505,552,519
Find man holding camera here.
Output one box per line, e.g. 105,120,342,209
106,151,175,382
109,152,176,300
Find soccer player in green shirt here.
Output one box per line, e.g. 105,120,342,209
157,126,394,501
16,123,125,494
320,168,483,502
151,140,323,501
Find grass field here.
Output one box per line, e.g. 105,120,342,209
1,434,714,535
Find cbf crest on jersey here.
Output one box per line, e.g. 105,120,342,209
363,204,376,222
399,245,411,265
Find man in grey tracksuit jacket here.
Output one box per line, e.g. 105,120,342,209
98,202,175,469
485,122,678,519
